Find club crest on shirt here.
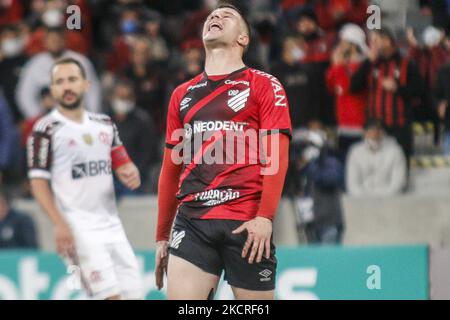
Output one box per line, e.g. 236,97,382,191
82,134,93,146
227,88,250,112
98,131,111,146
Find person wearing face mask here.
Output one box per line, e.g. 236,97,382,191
16,27,101,119
289,120,345,244
295,7,336,126
0,24,27,123
106,8,142,74
108,80,158,196
25,0,89,56
350,28,425,169
271,35,321,130
407,26,450,145
346,119,407,197
326,24,368,162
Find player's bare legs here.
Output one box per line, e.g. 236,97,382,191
231,287,274,300
167,254,220,300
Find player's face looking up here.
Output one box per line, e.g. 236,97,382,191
202,7,249,50
51,63,89,110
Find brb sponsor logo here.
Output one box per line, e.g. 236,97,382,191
71,160,112,179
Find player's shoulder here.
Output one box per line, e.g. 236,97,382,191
32,112,63,135
87,111,114,126
247,68,283,86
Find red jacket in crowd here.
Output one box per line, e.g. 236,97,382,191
0,0,23,28
408,44,450,89
326,62,366,129
301,31,336,64
316,0,368,30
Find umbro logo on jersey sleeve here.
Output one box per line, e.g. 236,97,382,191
180,97,192,111
227,88,250,112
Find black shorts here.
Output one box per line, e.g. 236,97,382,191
169,214,277,291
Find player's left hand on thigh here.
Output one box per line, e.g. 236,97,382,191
115,162,141,190
232,217,273,264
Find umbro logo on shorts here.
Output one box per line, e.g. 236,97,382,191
170,230,186,249
259,269,272,282
227,88,250,112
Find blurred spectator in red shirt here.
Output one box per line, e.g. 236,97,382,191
295,7,336,126
106,6,141,73
122,36,167,134
350,28,425,162
315,0,368,31
407,26,450,143
180,0,217,43
326,24,368,159
25,0,89,56
20,87,55,148
271,35,322,129
407,26,450,90
0,0,23,28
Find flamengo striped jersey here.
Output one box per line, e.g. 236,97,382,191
165,67,292,220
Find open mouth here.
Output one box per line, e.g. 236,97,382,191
208,22,223,31
64,92,76,100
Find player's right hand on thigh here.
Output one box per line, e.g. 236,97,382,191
54,223,76,258
155,240,169,290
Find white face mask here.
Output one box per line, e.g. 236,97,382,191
291,47,305,60
302,146,320,163
1,38,24,57
42,9,64,27
422,27,443,48
112,99,134,115
366,138,381,151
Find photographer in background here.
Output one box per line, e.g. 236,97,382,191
291,121,345,244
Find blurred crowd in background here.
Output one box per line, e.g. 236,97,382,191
1,0,450,247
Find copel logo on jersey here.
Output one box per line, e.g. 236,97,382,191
71,160,112,179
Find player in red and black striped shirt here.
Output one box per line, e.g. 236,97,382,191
155,3,291,300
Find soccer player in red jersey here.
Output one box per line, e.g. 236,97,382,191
155,3,291,300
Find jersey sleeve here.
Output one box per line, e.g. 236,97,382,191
255,73,292,138
165,86,184,149
111,122,124,149
27,127,52,180
110,120,132,169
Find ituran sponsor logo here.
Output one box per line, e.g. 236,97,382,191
188,81,207,91
227,88,250,112
194,188,240,206
192,121,247,134
251,70,287,107
224,80,250,86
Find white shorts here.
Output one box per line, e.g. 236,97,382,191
65,227,142,300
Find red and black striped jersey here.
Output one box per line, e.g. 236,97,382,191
165,67,292,220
